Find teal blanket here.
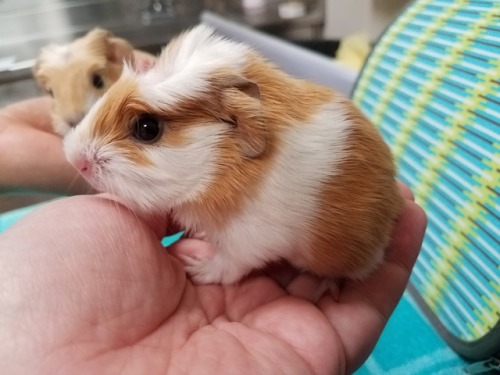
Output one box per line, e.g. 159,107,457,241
0,202,49,233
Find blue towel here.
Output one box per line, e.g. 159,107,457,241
0,202,49,233
356,292,467,374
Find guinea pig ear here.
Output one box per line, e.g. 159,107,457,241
85,28,134,64
105,36,135,65
219,76,267,158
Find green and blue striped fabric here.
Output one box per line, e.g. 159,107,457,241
353,0,499,359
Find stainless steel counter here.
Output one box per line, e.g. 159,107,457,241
0,0,325,106
0,0,204,84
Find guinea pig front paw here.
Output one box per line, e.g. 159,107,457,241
182,253,243,285
311,278,341,303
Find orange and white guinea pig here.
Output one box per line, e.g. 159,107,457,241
33,28,155,136
64,25,403,285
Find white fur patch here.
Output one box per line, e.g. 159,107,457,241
134,123,226,212
175,101,352,284
39,44,72,67
64,112,226,214
123,25,251,110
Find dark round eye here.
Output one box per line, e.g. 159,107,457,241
132,115,162,143
92,73,104,89
46,89,53,97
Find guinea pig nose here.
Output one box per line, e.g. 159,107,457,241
74,156,90,174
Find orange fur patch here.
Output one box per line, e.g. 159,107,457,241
301,97,403,278
177,55,336,228
90,79,156,167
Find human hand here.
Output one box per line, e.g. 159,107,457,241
0,51,155,195
0,97,92,195
0,185,425,374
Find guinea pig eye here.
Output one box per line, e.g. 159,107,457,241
46,89,53,97
92,73,104,89
132,115,162,143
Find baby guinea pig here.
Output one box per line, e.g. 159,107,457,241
64,25,403,285
33,28,155,135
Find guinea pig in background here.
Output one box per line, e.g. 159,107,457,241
33,28,155,136
64,25,403,287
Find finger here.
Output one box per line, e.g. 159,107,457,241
0,195,187,348
318,200,426,373
397,180,414,201
132,50,156,73
0,124,90,195
0,96,53,132
92,193,170,239
339,200,426,318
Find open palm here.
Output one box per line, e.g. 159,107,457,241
0,187,425,375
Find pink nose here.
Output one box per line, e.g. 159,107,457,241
74,156,90,174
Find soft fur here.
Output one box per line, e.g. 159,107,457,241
33,28,155,135
64,25,403,284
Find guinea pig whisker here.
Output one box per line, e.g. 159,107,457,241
65,173,84,195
